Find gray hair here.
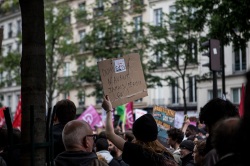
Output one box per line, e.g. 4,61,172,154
62,120,91,150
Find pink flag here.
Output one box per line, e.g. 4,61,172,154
125,102,134,129
13,97,22,130
0,107,6,127
77,105,103,129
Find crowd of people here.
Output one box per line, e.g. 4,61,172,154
0,92,249,165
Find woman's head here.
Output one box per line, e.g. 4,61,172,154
132,114,158,142
193,140,206,165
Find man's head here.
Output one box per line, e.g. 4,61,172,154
180,140,195,158
96,138,109,152
185,125,198,138
199,98,239,131
132,114,158,142
54,99,76,124
62,120,95,152
167,128,184,148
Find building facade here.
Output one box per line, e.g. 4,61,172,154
0,0,248,118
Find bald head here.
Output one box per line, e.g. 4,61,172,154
62,120,93,151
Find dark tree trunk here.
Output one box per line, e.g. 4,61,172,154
19,0,46,165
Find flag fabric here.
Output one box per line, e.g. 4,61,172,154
77,105,103,129
125,102,134,129
0,107,6,127
116,104,126,123
239,83,245,117
12,97,22,130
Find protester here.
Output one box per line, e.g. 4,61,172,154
108,140,129,166
53,99,76,158
54,120,108,166
167,128,184,166
102,95,177,166
0,127,21,166
96,138,120,166
199,98,239,166
193,140,206,166
179,140,195,166
212,117,244,166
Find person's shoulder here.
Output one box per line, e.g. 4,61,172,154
89,158,109,166
109,158,121,166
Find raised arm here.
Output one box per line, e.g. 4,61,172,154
102,95,126,151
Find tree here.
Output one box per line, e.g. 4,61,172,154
74,0,149,100
19,0,46,165
45,1,78,109
147,0,200,114
182,0,250,95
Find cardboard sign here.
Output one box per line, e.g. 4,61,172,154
98,53,148,107
153,106,176,145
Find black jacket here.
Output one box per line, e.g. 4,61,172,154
55,151,108,166
181,153,195,166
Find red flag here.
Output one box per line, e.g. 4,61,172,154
0,107,6,127
12,97,22,130
239,83,245,117
125,102,134,129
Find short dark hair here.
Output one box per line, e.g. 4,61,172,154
54,99,76,124
167,128,184,144
96,138,109,151
199,98,239,130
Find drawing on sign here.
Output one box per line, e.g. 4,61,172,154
114,59,126,73
153,106,175,146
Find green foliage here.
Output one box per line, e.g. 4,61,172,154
0,51,21,87
74,0,149,98
183,0,250,48
44,2,78,107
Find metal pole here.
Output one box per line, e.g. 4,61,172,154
213,71,218,98
221,42,226,97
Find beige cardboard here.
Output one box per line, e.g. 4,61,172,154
98,53,148,107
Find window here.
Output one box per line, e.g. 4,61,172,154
7,95,12,112
17,20,22,35
169,5,176,30
79,30,86,52
133,16,142,38
171,78,179,104
0,26,4,39
63,62,70,77
232,88,241,104
8,23,13,38
64,16,71,24
234,46,246,71
154,8,162,26
154,51,162,66
79,2,86,11
0,72,3,83
94,0,104,16
188,76,197,102
78,91,85,106
208,89,222,101
64,92,70,99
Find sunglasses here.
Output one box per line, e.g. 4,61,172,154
84,134,97,142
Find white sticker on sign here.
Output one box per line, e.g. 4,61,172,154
114,59,126,73
213,48,217,55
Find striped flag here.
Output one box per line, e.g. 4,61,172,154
13,97,22,130
239,83,245,117
0,107,6,127
125,102,134,129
